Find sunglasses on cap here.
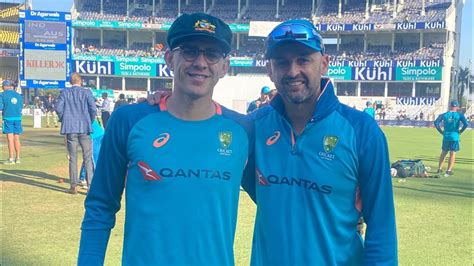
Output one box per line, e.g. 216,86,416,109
172,45,227,65
267,23,325,54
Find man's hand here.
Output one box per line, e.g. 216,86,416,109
137,91,171,105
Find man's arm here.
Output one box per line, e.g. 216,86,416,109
55,91,65,120
78,108,130,265
434,114,444,135
359,128,398,265
86,90,97,122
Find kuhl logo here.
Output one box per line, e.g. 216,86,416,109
219,131,232,149
323,135,339,153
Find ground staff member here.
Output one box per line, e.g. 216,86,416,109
1,80,23,165
245,20,398,265
78,13,254,265
434,100,468,177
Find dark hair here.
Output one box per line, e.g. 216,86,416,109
119,93,125,99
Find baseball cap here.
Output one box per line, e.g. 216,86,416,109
2,80,11,87
261,86,271,94
167,13,232,54
265,19,324,59
366,101,372,105
450,100,459,107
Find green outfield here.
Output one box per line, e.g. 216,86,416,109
1,117,472,265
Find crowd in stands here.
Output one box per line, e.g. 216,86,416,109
75,0,451,24
73,38,444,62
75,39,166,57
0,25,19,49
0,3,23,23
0,66,18,82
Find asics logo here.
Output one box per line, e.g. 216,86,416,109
153,133,170,148
137,161,161,181
266,131,281,146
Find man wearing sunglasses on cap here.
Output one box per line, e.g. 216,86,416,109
78,13,254,265
246,20,397,265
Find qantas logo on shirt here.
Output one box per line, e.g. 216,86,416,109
138,161,161,181
137,162,231,181
256,168,269,186
256,171,332,194
153,133,170,148
266,131,281,146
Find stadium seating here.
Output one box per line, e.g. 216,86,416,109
0,3,23,23
0,66,18,82
0,25,19,49
75,0,451,26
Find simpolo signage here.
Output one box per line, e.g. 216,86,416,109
327,66,352,80
395,67,442,81
115,61,156,77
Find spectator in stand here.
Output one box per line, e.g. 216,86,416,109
419,111,424,121
247,86,271,113
434,100,469,177
1,80,23,165
113,93,128,111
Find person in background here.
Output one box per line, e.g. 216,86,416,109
1,80,23,165
113,93,129,111
247,86,271,113
434,100,468,177
42,93,58,128
55,73,96,194
97,92,111,128
363,100,376,118
79,118,105,190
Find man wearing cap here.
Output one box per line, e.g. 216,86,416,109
434,100,468,177
78,13,254,265
247,86,271,113
363,100,375,118
1,80,23,165
245,20,397,265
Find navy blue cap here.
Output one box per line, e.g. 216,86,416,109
167,13,232,54
265,19,324,59
450,100,459,107
2,80,11,87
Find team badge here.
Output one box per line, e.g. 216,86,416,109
323,135,339,153
219,131,232,149
194,20,216,33
11,98,18,104
217,131,232,156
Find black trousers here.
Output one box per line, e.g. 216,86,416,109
101,111,111,129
